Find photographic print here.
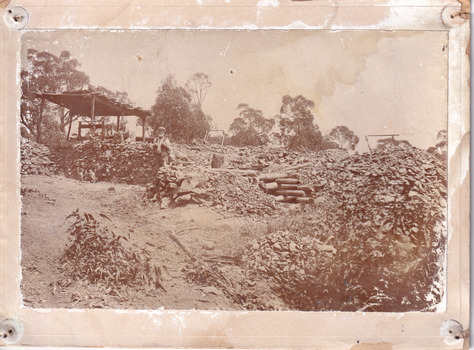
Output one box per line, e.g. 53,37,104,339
19,29,448,312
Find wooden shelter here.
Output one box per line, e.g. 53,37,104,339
35,91,151,141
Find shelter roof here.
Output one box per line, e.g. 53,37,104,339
35,91,151,118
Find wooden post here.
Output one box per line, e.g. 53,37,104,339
36,96,45,142
116,115,121,132
66,113,74,140
90,94,96,136
78,122,82,139
101,120,105,140
142,116,146,141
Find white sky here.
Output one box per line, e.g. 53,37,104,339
21,30,448,152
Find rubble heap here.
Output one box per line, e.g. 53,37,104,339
243,230,334,284
52,140,158,184
308,146,447,246
206,171,279,216
145,167,279,216
145,167,209,208
258,172,313,204
225,146,347,171
240,147,447,311
20,138,57,175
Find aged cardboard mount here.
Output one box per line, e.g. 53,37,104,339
0,1,470,349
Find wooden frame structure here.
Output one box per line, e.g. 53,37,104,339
35,91,151,141
205,129,226,146
365,133,400,153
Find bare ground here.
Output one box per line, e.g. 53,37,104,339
20,174,273,310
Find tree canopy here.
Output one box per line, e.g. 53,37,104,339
21,49,90,143
185,73,212,107
21,49,144,144
427,129,447,161
326,125,360,150
92,85,134,106
276,95,323,151
375,137,412,150
147,75,211,142
228,103,275,146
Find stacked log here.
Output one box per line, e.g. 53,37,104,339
258,172,313,204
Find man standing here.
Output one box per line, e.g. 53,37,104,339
153,127,171,167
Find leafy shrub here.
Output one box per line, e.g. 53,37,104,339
59,210,164,293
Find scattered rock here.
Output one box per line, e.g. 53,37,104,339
203,241,216,251
20,138,56,175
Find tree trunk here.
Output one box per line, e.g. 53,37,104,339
36,97,45,143
59,106,67,132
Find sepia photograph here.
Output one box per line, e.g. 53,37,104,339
19,29,448,313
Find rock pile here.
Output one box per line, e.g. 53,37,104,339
53,140,158,184
308,146,447,246
206,171,278,216
144,167,278,216
174,144,349,172
239,147,447,311
20,138,57,175
244,230,335,280
145,167,209,208
242,230,336,308
258,172,313,204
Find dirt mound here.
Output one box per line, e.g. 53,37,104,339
20,137,57,175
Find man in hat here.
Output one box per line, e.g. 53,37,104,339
153,127,171,167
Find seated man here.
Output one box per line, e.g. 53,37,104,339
153,127,171,167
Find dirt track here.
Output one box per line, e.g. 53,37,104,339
21,174,270,309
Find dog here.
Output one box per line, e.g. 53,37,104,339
77,167,85,182
89,168,97,183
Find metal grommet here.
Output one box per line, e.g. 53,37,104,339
3,6,29,30
440,319,464,345
441,5,466,28
0,318,24,344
